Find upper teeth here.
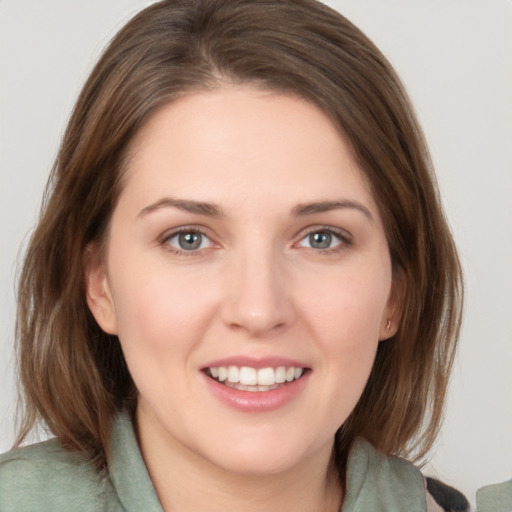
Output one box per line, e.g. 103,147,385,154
209,366,303,386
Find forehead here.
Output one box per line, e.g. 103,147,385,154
121,85,376,214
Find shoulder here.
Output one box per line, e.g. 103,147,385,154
477,479,512,512
345,439,470,512
0,439,119,512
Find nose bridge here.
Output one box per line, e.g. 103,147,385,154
222,236,293,336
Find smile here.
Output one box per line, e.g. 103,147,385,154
205,366,305,392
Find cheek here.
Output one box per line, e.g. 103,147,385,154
297,262,391,410
301,268,391,345
108,258,219,360
108,270,213,406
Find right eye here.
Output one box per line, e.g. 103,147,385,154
163,229,213,253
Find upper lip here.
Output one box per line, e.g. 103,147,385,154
201,356,309,370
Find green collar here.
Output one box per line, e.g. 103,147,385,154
108,413,427,512
108,413,163,511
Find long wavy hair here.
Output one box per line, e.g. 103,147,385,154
15,0,463,477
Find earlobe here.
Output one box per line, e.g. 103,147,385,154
84,244,118,335
379,269,406,341
379,316,397,341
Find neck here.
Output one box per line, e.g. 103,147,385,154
136,408,343,512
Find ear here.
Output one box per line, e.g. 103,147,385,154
84,244,118,335
379,269,406,341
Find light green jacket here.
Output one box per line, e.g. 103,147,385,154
0,413,440,511
477,479,512,512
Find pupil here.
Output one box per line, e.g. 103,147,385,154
310,232,331,249
178,232,201,250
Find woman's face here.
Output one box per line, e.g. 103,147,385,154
87,86,400,476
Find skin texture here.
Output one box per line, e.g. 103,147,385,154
86,86,402,512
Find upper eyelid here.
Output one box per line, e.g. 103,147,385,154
295,225,352,242
160,225,213,241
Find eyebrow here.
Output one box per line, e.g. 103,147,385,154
138,198,224,218
138,197,373,221
291,200,374,221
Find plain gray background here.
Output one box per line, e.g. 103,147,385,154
1,0,511,504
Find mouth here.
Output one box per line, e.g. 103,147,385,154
203,365,307,392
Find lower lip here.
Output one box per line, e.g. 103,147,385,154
202,372,310,413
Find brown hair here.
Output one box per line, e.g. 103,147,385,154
15,0,463,475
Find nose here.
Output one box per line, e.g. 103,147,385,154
220,245,295,337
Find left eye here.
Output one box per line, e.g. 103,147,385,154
165,230,212,251
298,230,343,250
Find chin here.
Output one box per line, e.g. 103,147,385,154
196,429,329,477
207,448,306,477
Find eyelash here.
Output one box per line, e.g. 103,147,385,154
159,225,352,257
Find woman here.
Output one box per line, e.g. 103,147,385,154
0,0,468,510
